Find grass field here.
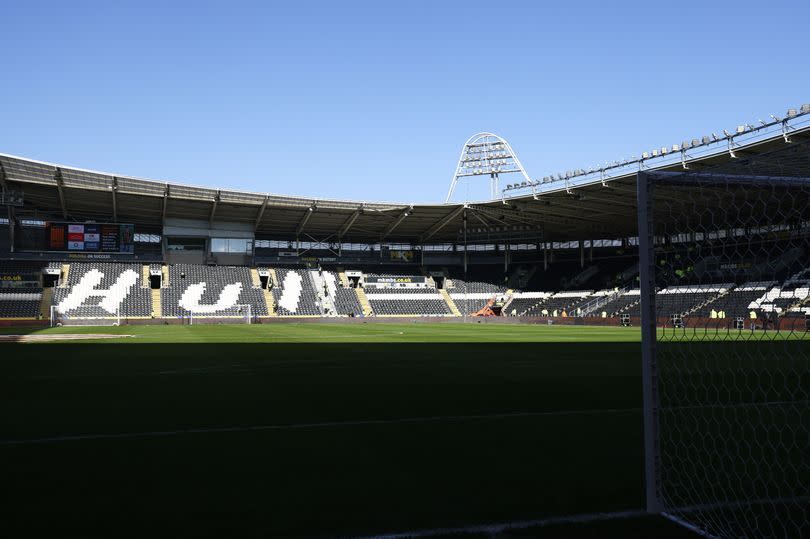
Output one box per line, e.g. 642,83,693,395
1,323,804,537
1,322,643,343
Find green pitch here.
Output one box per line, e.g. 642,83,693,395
2,323,802,537
5,322,642,342
5,321,805,343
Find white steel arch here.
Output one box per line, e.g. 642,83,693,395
446,132,531,203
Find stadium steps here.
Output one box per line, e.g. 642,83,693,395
686,288,730,316
355,287,373,316
151,288,162,318
161,264,169,287
439,288,461,316
269,268,280,288
141,265,150,287
501,292,515,314
263,286,276,316
336,268,350,287
39,287,54,319
250,267,262,287
60,264,70,287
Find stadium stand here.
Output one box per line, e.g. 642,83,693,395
0,289,43,318
161,264,268,317
52,262,152,318
272,266,321,316
364,287,453,316
521,290,594,317
694,282,775,318
592,289,641,317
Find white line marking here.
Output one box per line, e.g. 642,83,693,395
0,407,639,446
350,509,648,539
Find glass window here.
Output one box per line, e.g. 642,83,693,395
211,238,253,253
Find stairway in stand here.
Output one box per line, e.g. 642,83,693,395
151,288,162,317
39,288,54,320
355,287,373,316
439,288,461,316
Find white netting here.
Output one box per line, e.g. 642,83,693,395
640,147,810,538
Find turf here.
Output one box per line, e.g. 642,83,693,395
2,324,802,537
1,322,643,343
2,321,806,343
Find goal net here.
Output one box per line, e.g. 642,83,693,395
50,305,121,327
187,304,252,325
637,145,810,539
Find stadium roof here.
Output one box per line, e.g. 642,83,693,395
3,125,810,244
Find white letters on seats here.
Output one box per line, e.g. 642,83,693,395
278,271,303,313
57,268,139,314
178,282,243,313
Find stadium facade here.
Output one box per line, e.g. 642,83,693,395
1,109,810,326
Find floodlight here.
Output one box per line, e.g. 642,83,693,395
786,108,798,118
672,144,680,152
642,151,649,159
652,150,659,157
691,139,699,147
736,125,745,134
702,136,710,144
661,147,668,155
801,104,810,114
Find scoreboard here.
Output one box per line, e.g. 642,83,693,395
46,222,135,253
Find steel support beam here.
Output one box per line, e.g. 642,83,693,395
0,161,6,189
381,206,411,240
54,168,68,219
254,196,269,232
421,205,465,242
209,191,220,227
296,206,315,236
111,176,118,222
162,185,170,226
339,206,363,239
7,206,15,253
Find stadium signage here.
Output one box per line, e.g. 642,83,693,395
46,222,135,254
364,276,426,284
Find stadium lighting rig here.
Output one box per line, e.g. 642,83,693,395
501,103,810,199
446,132,532,203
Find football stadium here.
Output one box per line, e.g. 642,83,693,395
1,105,809,538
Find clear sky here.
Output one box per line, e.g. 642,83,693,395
2,0,808,203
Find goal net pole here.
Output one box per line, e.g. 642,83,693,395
637,171,663,514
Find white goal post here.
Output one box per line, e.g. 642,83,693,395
188,304,252,325
50,305,121,327
637,168,810,539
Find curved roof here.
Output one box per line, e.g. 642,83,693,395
2,125,810,243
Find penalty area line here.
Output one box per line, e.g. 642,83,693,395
0,407,639,446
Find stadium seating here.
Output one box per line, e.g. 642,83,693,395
272,266,321,315
334,287,363,316
0,289,42,318
364,287,452,316
53,262,152,318
161,264,268,317
593,290,641,317
694,282,774,318
0,261,45,318
521,291,594,317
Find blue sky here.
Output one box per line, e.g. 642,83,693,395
2,1,808,203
